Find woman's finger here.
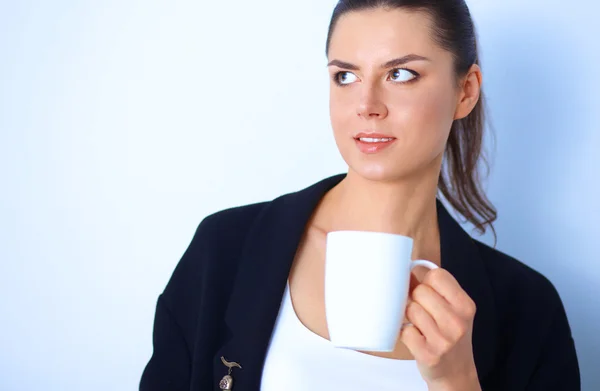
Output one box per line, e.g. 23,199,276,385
405,300,446,346
422,268,475,318
399,323,426,358
411,282,461,340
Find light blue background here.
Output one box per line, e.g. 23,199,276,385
1,0,598,390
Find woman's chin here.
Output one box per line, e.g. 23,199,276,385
349,164,406,183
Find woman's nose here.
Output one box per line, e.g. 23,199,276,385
356,87,388,119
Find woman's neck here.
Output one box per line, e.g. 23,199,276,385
316,166,442,263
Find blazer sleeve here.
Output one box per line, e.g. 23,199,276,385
138,221,207,391
139,294,191,391
526,297,581,390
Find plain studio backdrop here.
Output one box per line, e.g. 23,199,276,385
1,0,598,389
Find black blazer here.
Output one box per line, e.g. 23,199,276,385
140,174,580,391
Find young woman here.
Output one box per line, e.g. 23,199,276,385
140,1,580,390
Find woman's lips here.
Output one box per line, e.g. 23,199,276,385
354,137,397,154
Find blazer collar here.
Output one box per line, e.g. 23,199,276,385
213,173,497,390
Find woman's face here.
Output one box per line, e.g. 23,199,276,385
328,8,469,182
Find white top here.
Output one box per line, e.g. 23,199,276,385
260,282,429,390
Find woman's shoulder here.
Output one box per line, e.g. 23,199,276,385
474,240,558,296
196,201,270,241
473,239,568,327
158,201,272,320
168,200,271,277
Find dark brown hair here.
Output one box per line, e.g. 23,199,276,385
326,0,497,236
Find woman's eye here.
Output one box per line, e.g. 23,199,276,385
335,71,358,85
389,68,417,83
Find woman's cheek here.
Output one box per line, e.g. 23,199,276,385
389,99,450,159
414,90,454,138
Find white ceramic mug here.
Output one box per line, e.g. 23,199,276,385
324,230,439,352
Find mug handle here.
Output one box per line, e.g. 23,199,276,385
401,259,439,329
410,259,439,271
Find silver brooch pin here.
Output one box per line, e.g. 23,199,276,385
219,356,242,390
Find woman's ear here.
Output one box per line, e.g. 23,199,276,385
454,64,482,120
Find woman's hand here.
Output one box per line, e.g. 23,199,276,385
400,268,482,391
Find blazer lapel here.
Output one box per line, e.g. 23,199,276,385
212,173,498,389
436,201,498,383
213,175,344,390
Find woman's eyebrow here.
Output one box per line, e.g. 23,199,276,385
327,54,431,70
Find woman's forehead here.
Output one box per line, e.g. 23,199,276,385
328,8,439,61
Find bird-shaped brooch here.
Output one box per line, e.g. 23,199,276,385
219,356,242,390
